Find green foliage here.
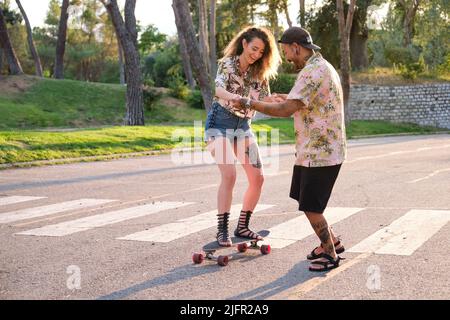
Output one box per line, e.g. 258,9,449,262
139,24,167,55
397,55,426,80
187,90,204,109
437,53,450,76
384,46,425,80
45,0,61,26
143,39,184,87
143,88,163,112
414,0,450,70
269,73,296,94
384,46,419,66
168,76,190,100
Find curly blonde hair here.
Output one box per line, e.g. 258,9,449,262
221,26,281,82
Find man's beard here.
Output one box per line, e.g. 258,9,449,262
295,61,306,71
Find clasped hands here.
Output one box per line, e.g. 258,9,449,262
230,93,287,111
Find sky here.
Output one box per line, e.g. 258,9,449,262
10,0,302,36
10,0,388,36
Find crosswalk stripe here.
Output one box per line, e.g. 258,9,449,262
0,199,115,224
348,209,450,256
264,207,365,249
117,204,274,243
16,201,194,237
0,196,46,206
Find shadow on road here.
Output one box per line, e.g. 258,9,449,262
227,260,326,300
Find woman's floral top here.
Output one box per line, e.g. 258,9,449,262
215,56,270,119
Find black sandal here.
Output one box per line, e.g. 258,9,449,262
309,254,344,272
307,241,345,260
217,213,232,247
234,210,263,240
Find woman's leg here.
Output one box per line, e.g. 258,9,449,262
233,137,265,240
207,137,237,246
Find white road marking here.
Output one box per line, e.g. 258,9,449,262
407,168,450,183
346,144,450,164
271,252,372,300
0,199,115,224
16,201,194,237
264,207,365,248
348,209,450,255
0,196,45,206
118,204,274,243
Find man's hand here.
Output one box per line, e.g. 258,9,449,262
272,93,288,102
231,97,249,111
263,95,284,103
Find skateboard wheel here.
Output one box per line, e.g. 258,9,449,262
260,245,271,255
237,243,248,253
192,253,204,264
217,255,229,266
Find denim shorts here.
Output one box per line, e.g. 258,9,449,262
204,102,255,142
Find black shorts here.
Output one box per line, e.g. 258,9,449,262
289,164,342,214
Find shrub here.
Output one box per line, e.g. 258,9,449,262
143,87,163,111
437,53,450,75
270,73,296,94
168,76,190,100
187,90,204,109
384,46,418,66
397,55,426,80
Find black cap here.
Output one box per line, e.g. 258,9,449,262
278,27,321,50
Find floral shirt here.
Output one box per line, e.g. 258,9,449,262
287,53,347,167
215,56,270,119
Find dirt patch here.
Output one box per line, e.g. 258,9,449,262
159,96,187,108
0,75,39,96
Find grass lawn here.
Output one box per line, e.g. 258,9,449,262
0,75,448,167
0,76,206,129
1,119,447,166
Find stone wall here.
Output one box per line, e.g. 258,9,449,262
350,83,450,129
255,83,450,129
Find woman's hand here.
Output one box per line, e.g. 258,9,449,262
263,94,287,103
231,97,246,110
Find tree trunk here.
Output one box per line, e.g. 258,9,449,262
336,0,356,125
15,0,43,77
172,0,213,112
118,38,125,85
299,0,305,27
283,0,292,28
209,0,217,80
103,0,144,126
124,0,138,48
173,5,195,89
268,1,280,44
0,48,3,74
350,18,369,70
198,0,210,74
0,7,23,75
399,0,421,47
54,0,70,79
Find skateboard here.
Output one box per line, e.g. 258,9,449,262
192,230,271,267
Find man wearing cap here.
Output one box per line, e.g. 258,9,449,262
232,27,347,272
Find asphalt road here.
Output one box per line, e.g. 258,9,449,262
0,134,449,301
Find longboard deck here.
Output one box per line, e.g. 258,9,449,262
202,230,270,252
